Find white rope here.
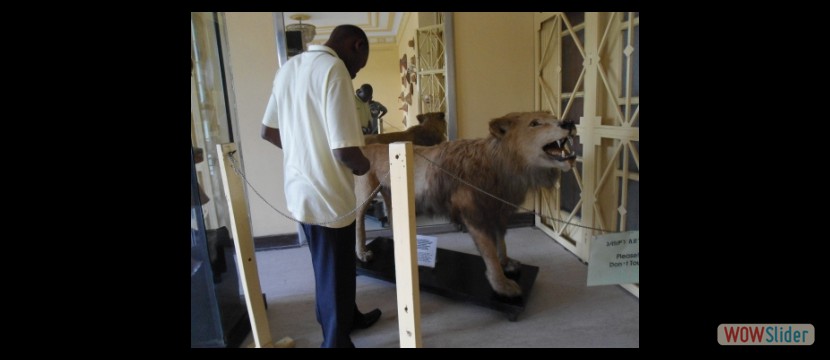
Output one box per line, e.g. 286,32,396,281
225,148,623,233
413,152,620,233
226,151,386,226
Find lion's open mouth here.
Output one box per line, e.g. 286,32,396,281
543,137,577,162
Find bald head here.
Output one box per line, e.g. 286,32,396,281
357,83,373,102
325,25,370,79
326,25,368,45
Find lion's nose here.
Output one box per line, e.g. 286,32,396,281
560,120,576,131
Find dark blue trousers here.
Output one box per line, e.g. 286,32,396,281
302,222,359,348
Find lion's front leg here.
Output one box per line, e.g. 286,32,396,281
497,230,522,274
464,220,522,297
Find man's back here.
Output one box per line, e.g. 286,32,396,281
263,44,364,227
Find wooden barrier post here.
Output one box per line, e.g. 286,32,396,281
217,143,293,348
389,142,423,348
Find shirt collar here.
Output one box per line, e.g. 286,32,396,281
307,44,338,59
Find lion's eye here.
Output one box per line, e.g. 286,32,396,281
530,120,541,127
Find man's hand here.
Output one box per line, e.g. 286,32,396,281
333,147,370,176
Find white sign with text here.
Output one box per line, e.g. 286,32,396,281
587,230,639,286
416,235,438,268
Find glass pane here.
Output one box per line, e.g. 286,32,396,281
192,148,225,347
563,12,584,29
560,161,582,217
192,12,233,232
562,29,585,93
620,104,639,128
621,25,639,98
616,178,639,231
562,98,583,156
562,97,583,125
616,140,639,171
192,14,250,346
630,141,638,170
627,179,639,231
633,106,639,127
570,134,584,158
623,12,640,21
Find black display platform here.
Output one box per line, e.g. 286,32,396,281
356,237,538,321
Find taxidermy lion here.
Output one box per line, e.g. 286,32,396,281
354,111,576,297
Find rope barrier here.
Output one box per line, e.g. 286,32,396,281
225,146,622,233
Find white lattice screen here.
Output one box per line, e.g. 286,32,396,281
534,12,639,297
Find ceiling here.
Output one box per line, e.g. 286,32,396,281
283,12,405,45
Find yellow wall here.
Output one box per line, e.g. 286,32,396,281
397,12,419,129
222,12,429,237
353,43,399,132
453,12,536,208
225,12,297,236
453,12,536,139
222,12,539,237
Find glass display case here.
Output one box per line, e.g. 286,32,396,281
192,12,250,347
191,146,249,347
191,148,222,346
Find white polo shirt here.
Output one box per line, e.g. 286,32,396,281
262,45,365,228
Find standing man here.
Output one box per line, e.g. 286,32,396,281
261,24,381,348
355,85,372,134
357,84,388,134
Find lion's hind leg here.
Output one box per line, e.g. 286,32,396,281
355,175,380,262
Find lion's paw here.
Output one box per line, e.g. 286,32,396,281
356,249,374,263
493,277,522,297
502,258,522,274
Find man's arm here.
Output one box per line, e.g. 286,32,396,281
333,147,370,176
377,103,388,118
261,125,282,149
